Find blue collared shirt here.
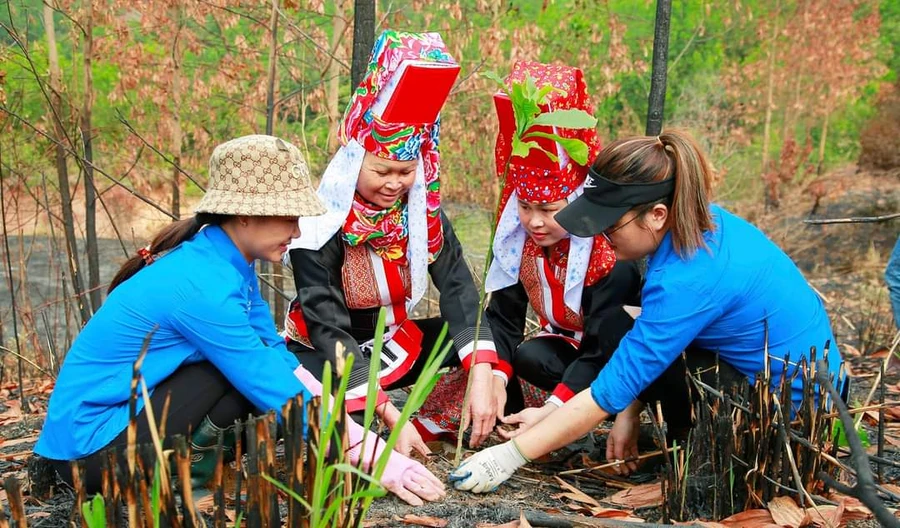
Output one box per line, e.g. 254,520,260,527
590,205,840,414
35,226,311,460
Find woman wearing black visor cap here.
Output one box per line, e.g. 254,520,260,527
449,129,843,493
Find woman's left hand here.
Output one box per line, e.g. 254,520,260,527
606,401,642,475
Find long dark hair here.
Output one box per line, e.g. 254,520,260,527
108,213,228,293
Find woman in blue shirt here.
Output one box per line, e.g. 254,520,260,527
35,135,444,505
450,129,841,493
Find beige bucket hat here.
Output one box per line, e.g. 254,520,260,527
195,135,326,218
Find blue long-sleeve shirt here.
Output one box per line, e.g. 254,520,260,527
591,205,840,414
35,226,311,460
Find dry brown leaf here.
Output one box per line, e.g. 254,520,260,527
606,482,663,509
767,496,811,528
842,344,861,357
678,522,728,528
719,508,777,527
0,435,38,448
475,522,519,528
193,494,215,512
829,495,872,522
807,504,843,528
27,512,50,519
885,433,900,448
402,514,449,528
553,477,601,507
519,511,532,528
882,483,900,496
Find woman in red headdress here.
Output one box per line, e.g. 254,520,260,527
483,61,642,434
284,31,503,457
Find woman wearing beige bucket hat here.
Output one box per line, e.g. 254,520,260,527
34,135,445,506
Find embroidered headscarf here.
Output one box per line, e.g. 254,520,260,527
485,61,614,312
290,30,458,312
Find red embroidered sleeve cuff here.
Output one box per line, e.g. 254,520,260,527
459,345,498,370
546,383,575,407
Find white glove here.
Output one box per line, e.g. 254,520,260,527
448,440,529,493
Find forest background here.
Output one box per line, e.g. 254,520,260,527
0,0,898,348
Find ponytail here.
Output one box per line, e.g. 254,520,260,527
108,213,227,293
658,130,714,256
591,128,714,257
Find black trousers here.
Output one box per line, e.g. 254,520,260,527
51,362,254,493
509,337,744,430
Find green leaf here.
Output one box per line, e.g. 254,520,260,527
510,82,540,136
524,73,539,101
511,137,541,159
82,495,107,528
523,131,590,165
832,420,871,448
535,84,566,105
532,109,597,129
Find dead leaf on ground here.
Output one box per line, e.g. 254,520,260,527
807,503,844,528
519,511,532,528
0,434,38,448
767,496,811,528
553,477,601,507
882,483,900,496
27,512,50,519
676,522,727,528
475,522,518,528
194,494,215,513
401,514,449,528
842,344,861,357
719,508,778,527
606,482,663,509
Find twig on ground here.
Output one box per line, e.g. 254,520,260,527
558,447,680,476
803,212,900,224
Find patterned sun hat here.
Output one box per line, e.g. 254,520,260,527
195,135,326,217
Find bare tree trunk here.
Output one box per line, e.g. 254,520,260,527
264,0,281,318
326,1,347,151
171,20,184,220
817,111,830,175
645,0,672,136
350,0,376,90
761,0,780,175
43,3,91,324
81,0,101,311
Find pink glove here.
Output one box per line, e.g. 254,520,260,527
293,366,446,505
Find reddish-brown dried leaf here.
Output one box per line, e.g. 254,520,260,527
606,482,663,509
807,504,843,528
519,511,532,528
402,514,449,528
553,477,601,507
719,508,778,527
767,496,810,528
